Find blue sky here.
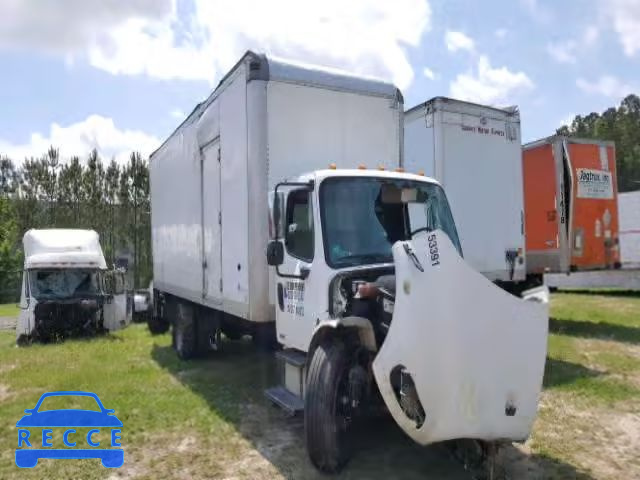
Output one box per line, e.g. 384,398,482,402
0,0,638,164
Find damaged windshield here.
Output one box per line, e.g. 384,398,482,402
29,269,102,299
320,176,462,268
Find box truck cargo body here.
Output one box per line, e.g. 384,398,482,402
404,97,525,283
150,52,549,474
150,51,403,334
523,136,620,274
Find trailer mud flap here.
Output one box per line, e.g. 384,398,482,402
372,231,549,445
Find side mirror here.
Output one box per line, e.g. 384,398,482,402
267,241,284,266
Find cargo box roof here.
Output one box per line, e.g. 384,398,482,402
405,96,519,120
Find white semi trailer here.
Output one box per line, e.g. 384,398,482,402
150,52,549,473
16,229,131,343
405,97,526,286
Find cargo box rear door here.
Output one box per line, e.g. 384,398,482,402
436,106,525,281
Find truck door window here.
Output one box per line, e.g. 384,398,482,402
285,189,314,261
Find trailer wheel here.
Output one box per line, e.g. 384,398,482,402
305,341,352,473
173,303,196,360
148,315,169,335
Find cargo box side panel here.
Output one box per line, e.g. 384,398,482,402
246,79,272,322
151,127,204,302
523,143,562,273
435,107,525,281
219,68,250,319
569,142,620,270
266,82,400,188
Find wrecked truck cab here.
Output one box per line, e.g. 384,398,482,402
16,229,131,344
373,230,549,445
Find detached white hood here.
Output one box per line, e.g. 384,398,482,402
372,230,548,444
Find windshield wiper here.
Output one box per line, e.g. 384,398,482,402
333,253,392,267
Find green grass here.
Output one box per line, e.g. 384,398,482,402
0,326,278,479
0,303,19,317
531,290,640,478
544,291,640,405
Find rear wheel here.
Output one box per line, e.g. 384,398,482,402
305,341,352,473
173,303,196,360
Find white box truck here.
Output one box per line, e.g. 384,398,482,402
404,97,526,286
16,229,131,343
150,52,548,473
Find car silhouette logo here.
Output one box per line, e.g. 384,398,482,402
15,391,123,468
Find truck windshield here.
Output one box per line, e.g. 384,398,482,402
29,269,102,299
320,177,462,268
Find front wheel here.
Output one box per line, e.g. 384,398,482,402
304,342,352,473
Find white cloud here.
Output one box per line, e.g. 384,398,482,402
0,115,160,165
608,0,640,56
0,0,173,52
547,42,578,64
520,0,553,23
576,76,635,99
494,28,508,39
445,30,475,53
0,0,432,90
449,56,534,105
547,27,599,64
423,67,436,80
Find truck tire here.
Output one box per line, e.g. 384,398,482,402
173,303,196,360
305,341,352,473
148,315,169,335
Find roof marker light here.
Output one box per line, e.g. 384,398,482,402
418,170,425,176
378,165,385,170
328,163,337,170
395,167,405,173
358,164,367,170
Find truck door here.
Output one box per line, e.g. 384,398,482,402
103,270,129,331
273,186,319,350
200,140,223,302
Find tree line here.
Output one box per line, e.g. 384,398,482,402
0,148,150,302
557,94,640,193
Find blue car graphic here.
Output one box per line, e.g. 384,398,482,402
16,391,123,468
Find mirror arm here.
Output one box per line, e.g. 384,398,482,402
275,265,309,280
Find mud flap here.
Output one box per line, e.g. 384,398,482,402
372,230,548,445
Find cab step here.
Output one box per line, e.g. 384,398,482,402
265,386,304,415
265,348,307,416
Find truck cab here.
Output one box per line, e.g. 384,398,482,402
268,169,462,351
16,229,131,344
266,169,549,473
